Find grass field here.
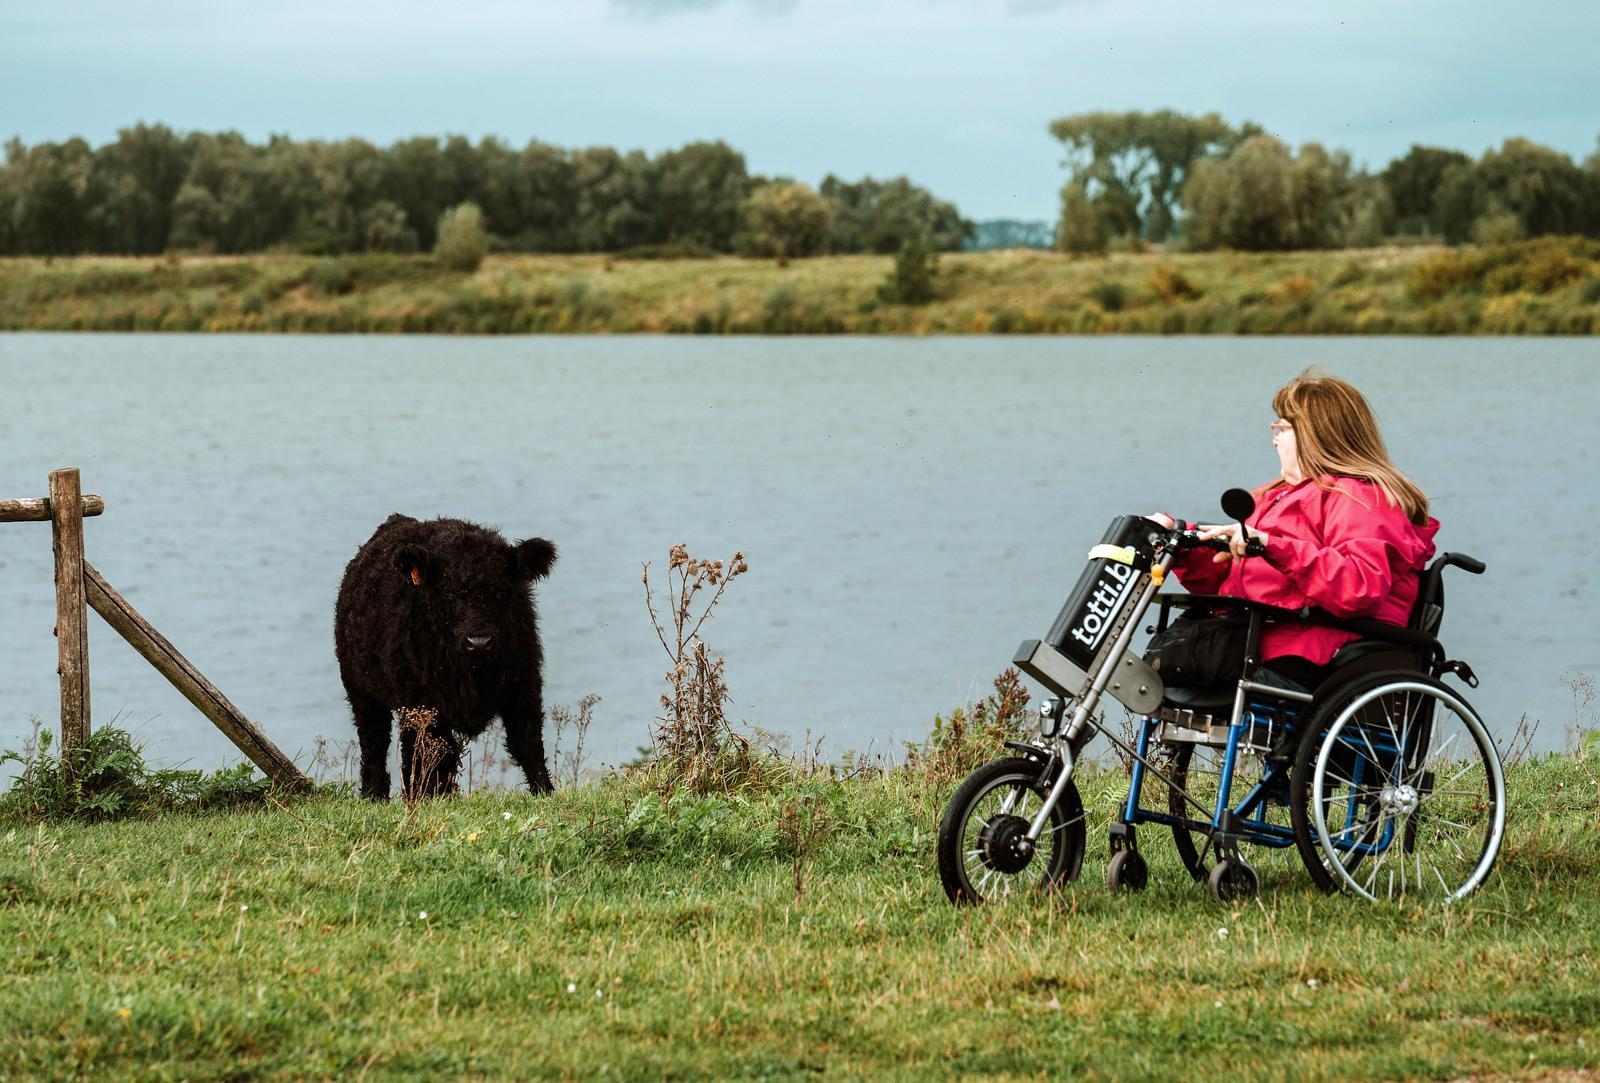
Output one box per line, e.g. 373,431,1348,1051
3,236,1598,335
3,747,1597,1081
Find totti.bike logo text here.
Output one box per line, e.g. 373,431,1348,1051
1070,560,1137,652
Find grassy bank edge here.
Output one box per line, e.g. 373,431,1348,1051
2,745,1597,1081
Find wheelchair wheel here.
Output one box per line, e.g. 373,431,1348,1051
937,756,1086,905
1106,849,1149,892
1207,856,1259,903
1290,671,1505,903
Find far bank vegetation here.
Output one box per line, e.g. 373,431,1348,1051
3,116,1599,334
4,236,1598,335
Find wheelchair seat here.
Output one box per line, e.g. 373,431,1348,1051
1161,682,1234,710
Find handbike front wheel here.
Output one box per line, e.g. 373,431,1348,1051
937,756,1086,905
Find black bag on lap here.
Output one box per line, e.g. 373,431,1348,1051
1144,610,1249,687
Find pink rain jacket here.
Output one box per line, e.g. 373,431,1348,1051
1172,476,1440,666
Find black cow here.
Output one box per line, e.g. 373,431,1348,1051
334,514,557,798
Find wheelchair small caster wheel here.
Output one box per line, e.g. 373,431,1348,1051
1207,857,1259,904
1106,850,1149,892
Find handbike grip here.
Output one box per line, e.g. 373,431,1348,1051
1178,529,1265,558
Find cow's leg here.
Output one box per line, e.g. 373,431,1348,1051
501,683,553,795
349,691,394,800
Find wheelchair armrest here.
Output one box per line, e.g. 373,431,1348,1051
1299,608,1440,651
1160,595,1441,652
1160,594,1306,621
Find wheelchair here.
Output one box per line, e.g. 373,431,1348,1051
937,490,1505,906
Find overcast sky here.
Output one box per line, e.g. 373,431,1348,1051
6,0,1597,220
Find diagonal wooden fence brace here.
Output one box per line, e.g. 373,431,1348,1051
82,561,310,791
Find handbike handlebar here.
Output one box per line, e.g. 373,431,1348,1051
1171,523,1267,559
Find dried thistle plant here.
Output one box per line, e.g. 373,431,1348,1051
461,722,511,793
397,706,453,804
778,788,830,903
642,544,751,793
549,694,600,788
309,734,361,787
1500,713,1541,771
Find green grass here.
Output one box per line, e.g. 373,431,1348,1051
3,753,1597,1081
3,237,1598,334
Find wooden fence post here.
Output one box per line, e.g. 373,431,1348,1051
48,468,91,754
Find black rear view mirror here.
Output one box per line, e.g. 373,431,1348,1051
1221,488,1256,523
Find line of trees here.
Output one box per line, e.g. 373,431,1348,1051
0,125,973,258
1052,110,1600,253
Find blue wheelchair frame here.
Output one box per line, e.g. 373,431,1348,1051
1111,591,1438,869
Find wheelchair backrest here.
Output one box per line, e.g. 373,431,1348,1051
1409,552,1486,637
1410,564,1445,637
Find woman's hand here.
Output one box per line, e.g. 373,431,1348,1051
1196,522,1270,563
1145,513,1177,529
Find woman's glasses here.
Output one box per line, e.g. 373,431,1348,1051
1270,420,1294,439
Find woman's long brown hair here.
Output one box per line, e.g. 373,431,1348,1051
1269,368,1429,524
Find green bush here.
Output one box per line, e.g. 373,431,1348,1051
1485,239,1590,294
1088,280,1128,311
363,200,419,253
1147,263,1202,303
1055,182,1107,255
1408,250,1479,300
738,182,833,266
0,727,271,823
877,237,939,305
1472,209,1526,246
435,202,489,273
308,259,354,296
1330,260,1365,286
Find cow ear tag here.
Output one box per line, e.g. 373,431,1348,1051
409,566,422,587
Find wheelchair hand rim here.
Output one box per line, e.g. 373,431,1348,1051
1311,679,1505,903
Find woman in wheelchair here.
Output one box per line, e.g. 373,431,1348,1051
1154,369,1438,693
938,369,1504,906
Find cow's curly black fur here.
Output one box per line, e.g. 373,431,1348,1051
334,514,557,798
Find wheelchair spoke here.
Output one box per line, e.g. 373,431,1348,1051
1439,760,1479,790
1352,724,1400,788
1363,844,1391,896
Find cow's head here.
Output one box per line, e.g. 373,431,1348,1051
394,535,557,660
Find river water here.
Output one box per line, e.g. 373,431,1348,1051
2,334,1596,783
